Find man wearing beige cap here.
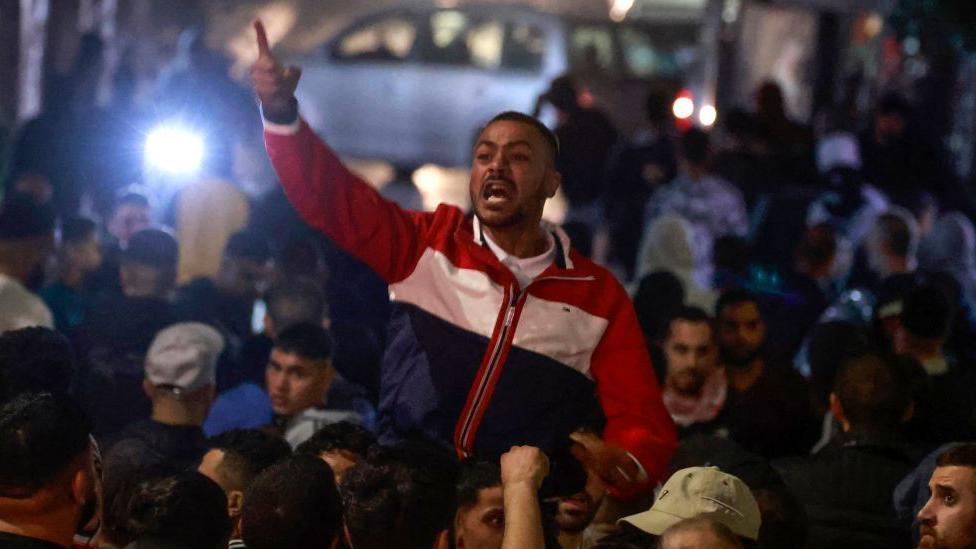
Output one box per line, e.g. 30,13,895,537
103,322,224,482
619,466,761,545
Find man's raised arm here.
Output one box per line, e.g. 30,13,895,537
251,20,432,284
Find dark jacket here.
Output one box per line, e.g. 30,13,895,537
773,433,921,549
103,419,207,484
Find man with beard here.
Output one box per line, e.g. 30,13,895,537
0,392,101,548
0,195,55,332
715,289,817,458
660,307,727,438
250,21,675,498
917,444,976,549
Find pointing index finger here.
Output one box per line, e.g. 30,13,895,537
254,20,271,57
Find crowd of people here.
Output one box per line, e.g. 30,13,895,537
1,18,976,549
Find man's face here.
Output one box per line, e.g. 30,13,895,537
717,301,766,369
265,349,333,416
110,203,150,246
67,233,104,273
664,319,718,395
469,120,559,230
454,486,505,549
918,466,976,549
218,257,272,300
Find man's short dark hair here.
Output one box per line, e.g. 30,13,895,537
833,351,910,434
664,306,712,340
266,277,327,333
456,460,501,509
274,322,334,361
207,429,291,492
901,283,952,339
242,455,342,549
937,443,976,469
0,327,75,402
122,228,178,270
0,194,55,240
295,421,376,458
342,441,458,549
0,392,91,497
225,229,272,263
715,289,760,319
483,111,559,161
61,216,98,246
124,471,231,549
875,212,914,258
680,128,711,166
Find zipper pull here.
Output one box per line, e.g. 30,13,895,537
503,289,520,327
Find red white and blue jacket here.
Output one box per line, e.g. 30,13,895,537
264,119,677,489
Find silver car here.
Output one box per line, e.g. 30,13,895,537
294,3,697,168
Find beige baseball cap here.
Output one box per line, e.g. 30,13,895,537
145,322,224,394
619,466,761,541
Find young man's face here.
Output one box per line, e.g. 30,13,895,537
454,485,504,549
110,203,150,246
664,319,718,395
67,233,104,273
717,301,766,369
265,349,333,416
918,466,976,549
469,120,559,230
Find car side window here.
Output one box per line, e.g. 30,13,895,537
569,24,617,76
333,15,418,62
503,22,545,71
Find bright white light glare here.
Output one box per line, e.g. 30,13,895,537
699,105,718,126
609,0,635,22
672,97,694,119
145,126,205,174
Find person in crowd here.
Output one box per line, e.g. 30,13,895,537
120,471,231,549
536,75,617,235
454,460,505,549
295,421,376,483
252,20,676,498
659,307,726,437
635,215,717,312
241,455,343,549
774,351,917,548
40,217,102,332
0,195,56,332
604,90,677,279
551,465,606,549
103,322,223,483
714,289,818,458
713,108,772,213
0,327,75,403
619,466,760,545
86,190,153,297
753,81,815,186
864,208,919,285
916,443,976,549
640,128,748,288
917,212,976,308
197,429,291,547
74,228,181,439
659,517,745,549
266,322,360,448
894,283,976,444
0,392,100,548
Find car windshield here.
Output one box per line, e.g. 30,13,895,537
570,20,699,79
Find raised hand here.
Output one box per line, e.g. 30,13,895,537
251,19,302,122
500,445,550,490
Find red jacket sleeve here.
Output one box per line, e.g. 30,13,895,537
590,283,677,496
264,120,433,284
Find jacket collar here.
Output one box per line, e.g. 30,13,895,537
471,215,574,270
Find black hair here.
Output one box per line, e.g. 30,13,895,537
122,228,179,270
242,455,343,549
61,216,98,246
0,392,91,497
225,229,272,263
664,306,712,340
807,321,871,410
714,288,760,319
484,111,560,161
634,271,686,343
266,277,327,333
456,459,501,509
833,351,911,434
937,443,976,469
680,128,711,166
342,440,458,549
901,283,952,339
274,322,334,361
0,194,55,240
295,421,376,458
101,464,181,548
0,327,76,402
206,429,291,492
125,471,231,549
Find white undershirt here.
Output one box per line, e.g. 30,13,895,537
481,229,556,289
